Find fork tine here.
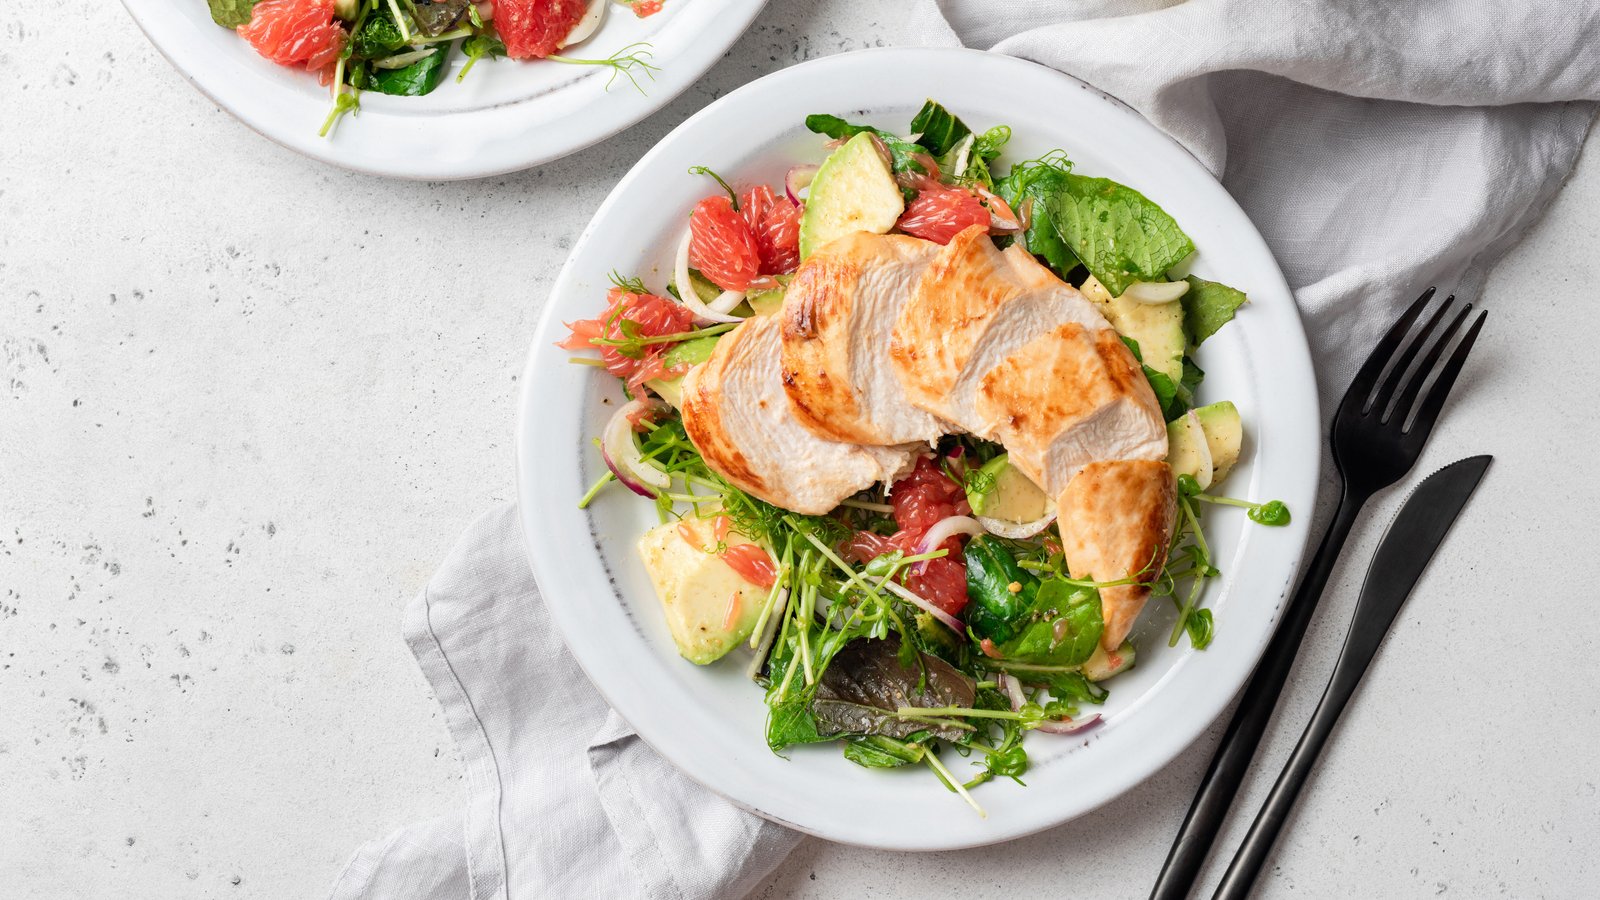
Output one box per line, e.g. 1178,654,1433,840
1341,287,1435,417
1403,310,1487,439
1370,294,1454,417
1389,302,1473,424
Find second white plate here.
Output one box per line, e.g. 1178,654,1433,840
123,0,767,179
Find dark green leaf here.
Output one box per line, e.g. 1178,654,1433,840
462,33,507,60
963,536,1038,643
842,736,922,769
208,0,257,28
352,8,407,59
368,47,449,97
1181,356,1205,396
1027,667,1109,705
1047,175,1195,296
1144,365,1190,422
803,114,928,174
996,580,1104,667
908,100,972,157
994,156,1079,279
1182,276,1249,346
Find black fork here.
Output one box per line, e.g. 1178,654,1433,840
1149,288,1488,900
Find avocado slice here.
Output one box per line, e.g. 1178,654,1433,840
1192,401,1243,483
1166,411,1214,490
637,518,769,665
798,132,906,260
1082,275,1187,384
967,454,1049,523
1083,641,1136,681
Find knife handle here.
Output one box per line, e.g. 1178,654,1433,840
1210,531,1418,899
1149,491,1367,900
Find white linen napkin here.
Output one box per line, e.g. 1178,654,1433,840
332,3,1597,898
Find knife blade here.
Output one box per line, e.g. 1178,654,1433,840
1340,454,1492,670
1210,453,1493,900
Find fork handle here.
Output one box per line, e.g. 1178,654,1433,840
1211,601,1386,900
1149,490,1367,900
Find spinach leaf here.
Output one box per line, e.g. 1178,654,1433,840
1181,356,1205,397
368,48,449,97
996,580,1104,667
412,0,470,36
1047,175,1195,296
964,536,1038,643
842,735,924,769
994,156,1079,279
208,0,257,28
1026,667,1109,705
809,636,975,741
1182,276,1248,346
803,114,928,174
1143,365,1190,422
352,9,408,59
908,100,971,157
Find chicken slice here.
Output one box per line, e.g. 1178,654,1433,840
976,322,1167,497
779,233,949,446
681,315,917,515
1056,460,1178,650
889,225,1111,438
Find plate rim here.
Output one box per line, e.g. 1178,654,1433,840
516,46,1322,850
120,0,769,180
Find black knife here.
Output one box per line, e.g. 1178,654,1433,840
1211,454,1493,899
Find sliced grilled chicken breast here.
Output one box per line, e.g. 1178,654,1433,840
976,321,1167,496
780,233,949,446
889,226,1111,438
1056,460,1178,650
681,315,917,515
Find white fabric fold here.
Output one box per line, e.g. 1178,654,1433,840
334,3,1596,897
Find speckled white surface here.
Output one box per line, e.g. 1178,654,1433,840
2,3,1597,898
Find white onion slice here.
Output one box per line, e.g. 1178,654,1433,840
560,0,608,47
976,512,1056,540
912,515,984,577
601,399,670,497
876,577,963,634
674,228,744,324
999,673,1025,712
949,133,975,179
915,515,984,557
785,165,818,206
1034,713,1103,735
1122,280,1191,304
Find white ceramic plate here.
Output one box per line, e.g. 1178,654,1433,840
122,0,766,179
518,48,1320,850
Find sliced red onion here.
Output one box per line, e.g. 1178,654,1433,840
674,229,744,324
602,399,669,497
999,673,1025,712
1123,280,1191,304
866,133,895,171
976,512,1056,540
877,577,963,634
785,165,818,206
1034,713,1103,735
